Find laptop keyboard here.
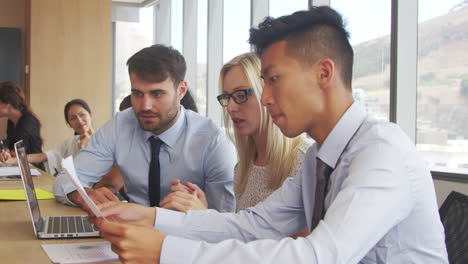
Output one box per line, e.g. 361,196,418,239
47,216,96,234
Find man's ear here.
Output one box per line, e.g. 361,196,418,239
317,58,335,87
177,81,188,100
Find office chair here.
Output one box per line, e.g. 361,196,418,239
439,191,468,264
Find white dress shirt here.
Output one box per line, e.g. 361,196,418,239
155,102,448,263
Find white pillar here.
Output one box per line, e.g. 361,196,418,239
206,0,223,125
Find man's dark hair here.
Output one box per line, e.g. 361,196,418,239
127,44,186,86
249,6,354,87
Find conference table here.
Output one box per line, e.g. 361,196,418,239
0,169,120,264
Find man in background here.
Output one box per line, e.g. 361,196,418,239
54,44,237,212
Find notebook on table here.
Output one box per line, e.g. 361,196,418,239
14,140,100,239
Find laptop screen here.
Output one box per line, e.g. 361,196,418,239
14,140,42,235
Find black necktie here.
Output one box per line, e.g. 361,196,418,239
311,157,333,230
148,137,163,207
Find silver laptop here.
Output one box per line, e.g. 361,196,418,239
15,140,100,239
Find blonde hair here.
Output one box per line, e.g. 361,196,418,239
219,52,302,193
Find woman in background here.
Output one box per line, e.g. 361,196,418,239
161,53,311,229
2,98,93,175
0,81,44,170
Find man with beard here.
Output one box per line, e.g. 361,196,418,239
53,44,237,212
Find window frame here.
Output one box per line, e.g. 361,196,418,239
111,0,468,181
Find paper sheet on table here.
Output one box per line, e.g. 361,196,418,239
41,241,118,264
0,166,41,178
0,188,54,200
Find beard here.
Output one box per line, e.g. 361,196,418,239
135,105,179,134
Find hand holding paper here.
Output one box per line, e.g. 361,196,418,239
95,219,165,264
61,156,105,218
97,201,156,227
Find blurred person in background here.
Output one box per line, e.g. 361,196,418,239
0,81,44,170
1,99,93,175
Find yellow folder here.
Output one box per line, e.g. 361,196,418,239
0,188,55,200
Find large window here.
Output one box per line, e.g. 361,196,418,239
416,0,468,174
223,0,251,63
331,0,392,121
171,0,183,52
109,0,468,179
113,6,154,113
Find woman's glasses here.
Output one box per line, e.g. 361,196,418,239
217,88,254,107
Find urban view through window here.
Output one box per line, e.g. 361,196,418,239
417,1,468,174
333,0,468,174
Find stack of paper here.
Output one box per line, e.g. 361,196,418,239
41,241,118,263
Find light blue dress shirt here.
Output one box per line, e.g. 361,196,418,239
53,106,237,212
154,102,448,263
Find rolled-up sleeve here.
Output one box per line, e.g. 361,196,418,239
52,170,78,206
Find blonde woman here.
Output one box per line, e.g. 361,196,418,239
160,52,311,217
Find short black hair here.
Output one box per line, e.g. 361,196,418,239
64,99,92,123
249,6,354,87
127,44,186,86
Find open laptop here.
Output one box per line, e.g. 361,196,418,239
14,140,100,239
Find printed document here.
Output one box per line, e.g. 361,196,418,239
41,241,118,263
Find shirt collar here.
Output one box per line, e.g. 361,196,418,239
317,102,366,169
144,106,186,149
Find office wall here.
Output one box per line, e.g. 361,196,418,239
0,0,27,139
29,0,112,150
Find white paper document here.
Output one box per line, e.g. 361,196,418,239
0,166,41,179
41,241,118,264
61,156,104,218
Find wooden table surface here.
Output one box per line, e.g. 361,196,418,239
0,170,120,264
